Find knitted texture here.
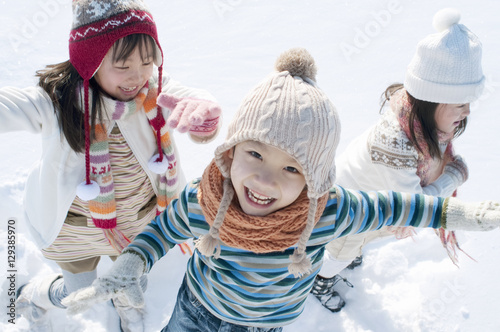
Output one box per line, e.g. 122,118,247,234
197,160,328,253
443,198,500,231
62,252,146,315
215,48,340,199
69,0,162,80
196,48,341,277
69,1,170,248
404,8,484,103
83,79,178,252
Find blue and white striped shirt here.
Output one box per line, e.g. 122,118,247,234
127,179,444,328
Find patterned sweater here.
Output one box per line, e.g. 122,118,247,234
127,179,445,328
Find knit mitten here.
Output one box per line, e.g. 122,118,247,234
423,156,469,196
444,155,469,185
444,198,500,231
62,252,146,315
157,94,221,138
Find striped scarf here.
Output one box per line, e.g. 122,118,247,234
390,89,472,266
391,89,455,185
84,79,178,252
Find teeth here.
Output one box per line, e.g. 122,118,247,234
247,188,274,205
121,86,136,92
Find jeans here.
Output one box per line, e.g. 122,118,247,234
162,276,283,332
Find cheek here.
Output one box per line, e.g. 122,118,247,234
96,69,120,89
229,158,247,184
145,66,154,79
281,177,306,201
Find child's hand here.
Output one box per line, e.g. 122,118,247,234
62,252,145,314
157,94,221,137
444,198,500,231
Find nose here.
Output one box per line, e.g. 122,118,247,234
127,66,148,84
128,68,143,82
462,104,471,117
254,168,277,190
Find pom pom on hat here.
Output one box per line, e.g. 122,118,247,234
212,48,340,278
76,180,100,201
148,153,170,174
432,8,461,32
404,8,485,104
275,48,317,82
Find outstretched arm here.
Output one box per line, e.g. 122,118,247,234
0,86,56,134
157,93,221,143
62,181,202,313
159,75,222,143
333,185,500,239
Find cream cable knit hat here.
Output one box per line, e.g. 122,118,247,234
404,8,485,104
195,48,341,277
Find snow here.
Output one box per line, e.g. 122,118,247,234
1,0,499,331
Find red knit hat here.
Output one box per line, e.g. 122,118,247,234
69,0,163,80
69,0,166,199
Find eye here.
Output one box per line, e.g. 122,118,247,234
284,166,300,174
143,61,152,66
249,151,262,159
115,66,129,70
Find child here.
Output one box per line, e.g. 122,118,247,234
3,0,221,330
62,48,500,332
313,8,485,312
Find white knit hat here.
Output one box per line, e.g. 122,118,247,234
404,8,485,104
195,48,341,277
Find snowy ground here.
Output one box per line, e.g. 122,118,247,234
1,1,499,331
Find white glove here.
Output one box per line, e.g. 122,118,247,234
423,156,468,197
444,198,500,231
443,155,468,185
62,252,146,315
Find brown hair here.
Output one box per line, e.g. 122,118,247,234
380,83,467,160
36,34,158,152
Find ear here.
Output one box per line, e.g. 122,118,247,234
224,146,234,169
227,147,234,160
220,148,234,174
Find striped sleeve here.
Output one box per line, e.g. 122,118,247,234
126,180,203,272
332,185,444,238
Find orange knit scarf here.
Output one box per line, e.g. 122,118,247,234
198,160,329,253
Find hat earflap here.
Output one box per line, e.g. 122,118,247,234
195,178,234,258
288,197,318,278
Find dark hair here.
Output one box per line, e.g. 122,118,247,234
380,83,467,160
36,34,158,152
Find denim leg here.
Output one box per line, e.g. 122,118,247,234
162,276,221,332
219,321,283,332
162,276,283,332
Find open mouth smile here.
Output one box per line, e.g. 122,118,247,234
120,86,138,92
246,187,276,206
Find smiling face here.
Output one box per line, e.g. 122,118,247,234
434,103,470,134
94,40,155,102
227,141,307,216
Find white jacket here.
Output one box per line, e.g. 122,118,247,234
0,75,215,249
337,107,459,196
327,106,463,261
